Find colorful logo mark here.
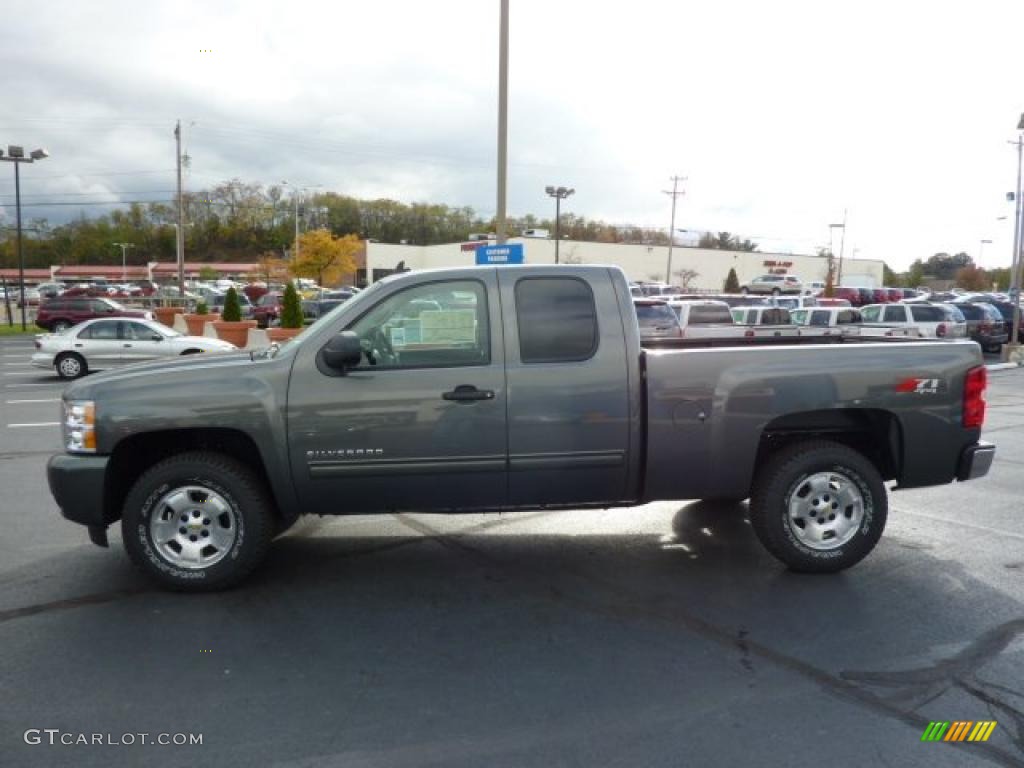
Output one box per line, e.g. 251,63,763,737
921,721,997,742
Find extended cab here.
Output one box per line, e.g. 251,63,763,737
47,266,995,590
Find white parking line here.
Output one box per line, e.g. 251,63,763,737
6,399,60,404
3,362,32,366
4,383,61,388
7,422,60,428
2,371,43,376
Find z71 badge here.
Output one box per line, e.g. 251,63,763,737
895,377,941,395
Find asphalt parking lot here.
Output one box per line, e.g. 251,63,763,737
1,334,1022,768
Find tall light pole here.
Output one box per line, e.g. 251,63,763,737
1,145,49,331
1008,113,1024,357
979,238,993,265
545,186,574,264
281,182,323,262
663,176,686,284
174,120,186,297
113,242,135,281
828,220,845,293
495,0,509,245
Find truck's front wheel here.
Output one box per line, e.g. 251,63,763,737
121,451,275,591
749,440,887,573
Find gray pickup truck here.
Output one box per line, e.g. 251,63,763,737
47,265,995,591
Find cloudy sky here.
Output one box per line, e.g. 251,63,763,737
1,0,1022,270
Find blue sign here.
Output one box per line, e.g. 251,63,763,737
476,243,524,265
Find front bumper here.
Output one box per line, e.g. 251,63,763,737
47,453,110,528
30,352,53,370
956,441,995,482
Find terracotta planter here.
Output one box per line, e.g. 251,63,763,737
267,327,304,343
211,320,257,347
183,313,221,336
154,306,185,327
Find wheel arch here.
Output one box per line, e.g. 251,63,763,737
104,428,294,529
754,408,902,489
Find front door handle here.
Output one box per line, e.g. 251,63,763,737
123,344,133,348
442,385,495,403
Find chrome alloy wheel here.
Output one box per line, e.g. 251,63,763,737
58,356,82,377
785,471,864,551
149,485,237,569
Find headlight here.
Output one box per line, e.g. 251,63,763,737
63,400,97,453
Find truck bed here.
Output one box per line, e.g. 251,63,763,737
640,338,983,502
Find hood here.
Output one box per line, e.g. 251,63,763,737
178,334,235,349
62,349,267,401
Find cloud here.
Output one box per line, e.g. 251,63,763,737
1,0,1022,269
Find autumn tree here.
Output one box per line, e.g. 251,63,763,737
955,264,988,291
290,230,361,289
672,268,700,289
256,251,290,285
699,232,758,252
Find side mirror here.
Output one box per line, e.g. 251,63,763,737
151,334,163,342
322,331,362,372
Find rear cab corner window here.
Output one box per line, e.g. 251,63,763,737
515,277,598,363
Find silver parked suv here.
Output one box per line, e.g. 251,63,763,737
740,274,803,295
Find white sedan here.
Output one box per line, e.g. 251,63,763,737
32,318,236,379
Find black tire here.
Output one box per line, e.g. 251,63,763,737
121,451,275,591
740,287,749,295
52,320,71,333
55,352,87,379
749,440,887,573
771,287,781,296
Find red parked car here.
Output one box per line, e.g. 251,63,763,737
832,287,863,306
884,287,903,303
36,297,153,333
252,292,284,328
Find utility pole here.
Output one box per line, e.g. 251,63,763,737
1009,126,1024,358
837,208,848,285
294,193,300,262
113,242,135,281
175,120,185,296
663,176,686,284
495,0,509,244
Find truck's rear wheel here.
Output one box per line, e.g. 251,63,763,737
749,440,887,573
121,451,274,591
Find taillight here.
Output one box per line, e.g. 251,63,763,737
936,323,947,338
963,366,987,428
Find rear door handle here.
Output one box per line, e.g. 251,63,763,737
123,344,133,348
442,385,495,402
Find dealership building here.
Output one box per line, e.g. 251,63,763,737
364,237,885,289
0,237,885,291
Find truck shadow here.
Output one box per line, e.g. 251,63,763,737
4,504,1024,763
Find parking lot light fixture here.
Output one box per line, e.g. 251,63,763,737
1,145,49,330
545,186,574,264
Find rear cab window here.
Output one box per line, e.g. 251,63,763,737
687,305,733,324
910,305,944,323
518,278,598,363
